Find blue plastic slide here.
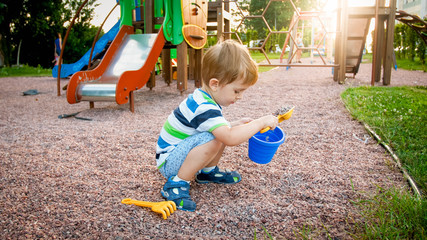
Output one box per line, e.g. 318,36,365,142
52,21,120,78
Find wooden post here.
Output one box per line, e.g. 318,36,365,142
383,0,396,85
224,1,231,40
376,17,385,83
177,42,188,93
333,0,342,81
337,0,348,84
188,48,195,80
89,101,94,109
375,13,386,83
371,0,381,85
162,49,172,85
195,48,203,88
129,91,134,113
145,0,156,90
217,3,224,42
287,14,299,64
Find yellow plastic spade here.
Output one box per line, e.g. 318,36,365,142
121,198,176,220
260,106,295,133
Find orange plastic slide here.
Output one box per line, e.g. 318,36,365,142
66,25,165,105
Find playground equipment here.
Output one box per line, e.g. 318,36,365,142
395,10,427,45
226,0,425,85
121,198,176,220
52,21,120,78
58,0,425,110
230,0,337,69
279,10,333,66
330,0,426,84
60,0,210,112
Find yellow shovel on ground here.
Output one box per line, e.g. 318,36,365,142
121,198,176,220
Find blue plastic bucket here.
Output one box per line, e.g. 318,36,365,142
248,127,286,164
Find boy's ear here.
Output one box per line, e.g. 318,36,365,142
209,78,219,91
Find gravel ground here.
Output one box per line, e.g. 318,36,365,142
1,64,426,239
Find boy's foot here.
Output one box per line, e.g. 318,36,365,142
161,176,196,212
195,166,241,184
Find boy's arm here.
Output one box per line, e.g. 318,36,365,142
212,115,278,146
230,117,252,127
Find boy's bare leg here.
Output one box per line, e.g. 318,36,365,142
177,139,225,181
204,142,225,168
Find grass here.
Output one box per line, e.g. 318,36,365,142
341,86,427,239
341,86,427,194
250,51,312,73
0,65,52,77
250,51,282,73
292,220,333,239
394,57,427,72
362,53,426,72
254,225,274,240
349,186,427,239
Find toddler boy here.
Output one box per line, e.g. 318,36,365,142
155,40,278,211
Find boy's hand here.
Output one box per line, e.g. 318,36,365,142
213,115,278,146
259,115,279,130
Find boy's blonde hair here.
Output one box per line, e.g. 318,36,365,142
202,39,258,87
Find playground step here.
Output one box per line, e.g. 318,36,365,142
344,14,371,75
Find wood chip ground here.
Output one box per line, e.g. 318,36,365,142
1,64,425,239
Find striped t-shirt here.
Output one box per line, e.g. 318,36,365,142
155,88,229,168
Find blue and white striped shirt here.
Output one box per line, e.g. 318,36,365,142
155,88,229,168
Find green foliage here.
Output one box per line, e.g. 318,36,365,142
341,86,427,195
0,0,100,68
63,23,103,64
394,23,426,65
245,29,259,46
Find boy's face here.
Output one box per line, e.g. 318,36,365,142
210,78,251,107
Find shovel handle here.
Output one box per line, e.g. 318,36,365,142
260,127,270,134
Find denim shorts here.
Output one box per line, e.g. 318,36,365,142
159,132,215,179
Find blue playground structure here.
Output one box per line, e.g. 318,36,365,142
52,21,120,78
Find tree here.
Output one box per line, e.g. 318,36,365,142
393,22,426,65
0,0,99,68
394,23,404,59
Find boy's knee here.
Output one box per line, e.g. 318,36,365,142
205,138,224,154
212,138,225,149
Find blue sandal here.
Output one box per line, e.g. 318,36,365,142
161,176,196,212
195,166,241,184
